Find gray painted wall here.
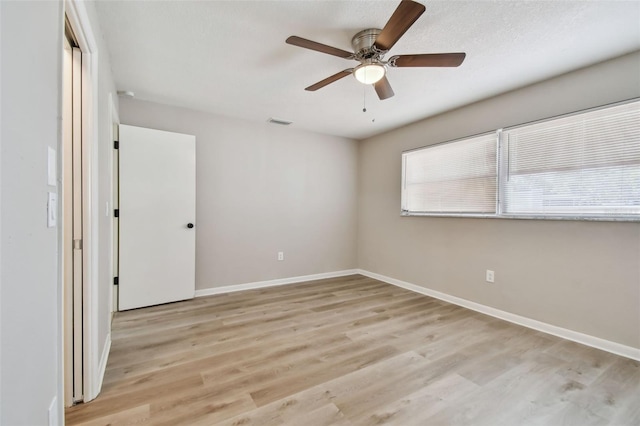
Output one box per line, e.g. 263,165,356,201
358,51,640,349
119,99,359,290
1,1,63,424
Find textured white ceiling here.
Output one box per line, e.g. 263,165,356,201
94,0,640,140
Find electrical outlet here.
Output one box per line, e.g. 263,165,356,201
277,251,284,261
486,270,495,283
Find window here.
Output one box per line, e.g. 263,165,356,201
402,133,497,215
401,99,640,221
501,101,640,218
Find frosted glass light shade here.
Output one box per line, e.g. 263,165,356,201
354,63,385,84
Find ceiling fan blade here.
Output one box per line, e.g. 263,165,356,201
374,0,426,52
305,69,353,91
389,53,466,67
374,76,394,100
286,36,354,59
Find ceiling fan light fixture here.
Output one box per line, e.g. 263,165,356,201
287,0,464,99
354,63,386,85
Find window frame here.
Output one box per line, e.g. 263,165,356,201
400,98,640,222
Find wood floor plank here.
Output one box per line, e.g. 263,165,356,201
70,405,151,426
350,375,462,425
66,375,204,424
66,275,640,425
150,392,257,426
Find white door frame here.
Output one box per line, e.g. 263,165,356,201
63,0,102,402
109,93,119,316
62,31,85,405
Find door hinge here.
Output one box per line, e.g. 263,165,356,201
73,239,83,250
114,277,119,285
114,209,119,218
114,140,119,149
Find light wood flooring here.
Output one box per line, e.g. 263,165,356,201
66,275,640,425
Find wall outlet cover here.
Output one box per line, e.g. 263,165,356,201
486,270,495,283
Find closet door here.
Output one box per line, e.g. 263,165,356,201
118,124,196,310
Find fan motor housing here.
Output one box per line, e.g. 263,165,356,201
351,28,383,60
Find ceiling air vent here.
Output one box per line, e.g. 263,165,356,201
268,118,292,126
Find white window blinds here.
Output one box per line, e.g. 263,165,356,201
502,100,640,217
402,133,497,214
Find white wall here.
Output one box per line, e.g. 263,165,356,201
1,1,64,424
1,3,3,420
358,51,640,350
0,1,117,423
119,99,358,290
83,0,119,389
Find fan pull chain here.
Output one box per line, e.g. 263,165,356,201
362,85,367,113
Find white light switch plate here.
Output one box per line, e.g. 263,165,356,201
48,192,57,228
48,147,57,186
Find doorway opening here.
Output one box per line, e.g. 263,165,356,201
62,17,84,406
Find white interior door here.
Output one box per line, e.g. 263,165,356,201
119,125,196,310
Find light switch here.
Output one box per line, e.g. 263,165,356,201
48,147,57,186
48,192,57,228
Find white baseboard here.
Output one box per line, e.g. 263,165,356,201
195,269,359,298
357,269,640,362
96,333,111,396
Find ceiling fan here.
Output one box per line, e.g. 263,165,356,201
286,0,466,100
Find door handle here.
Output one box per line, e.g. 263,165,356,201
187,223,194,229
